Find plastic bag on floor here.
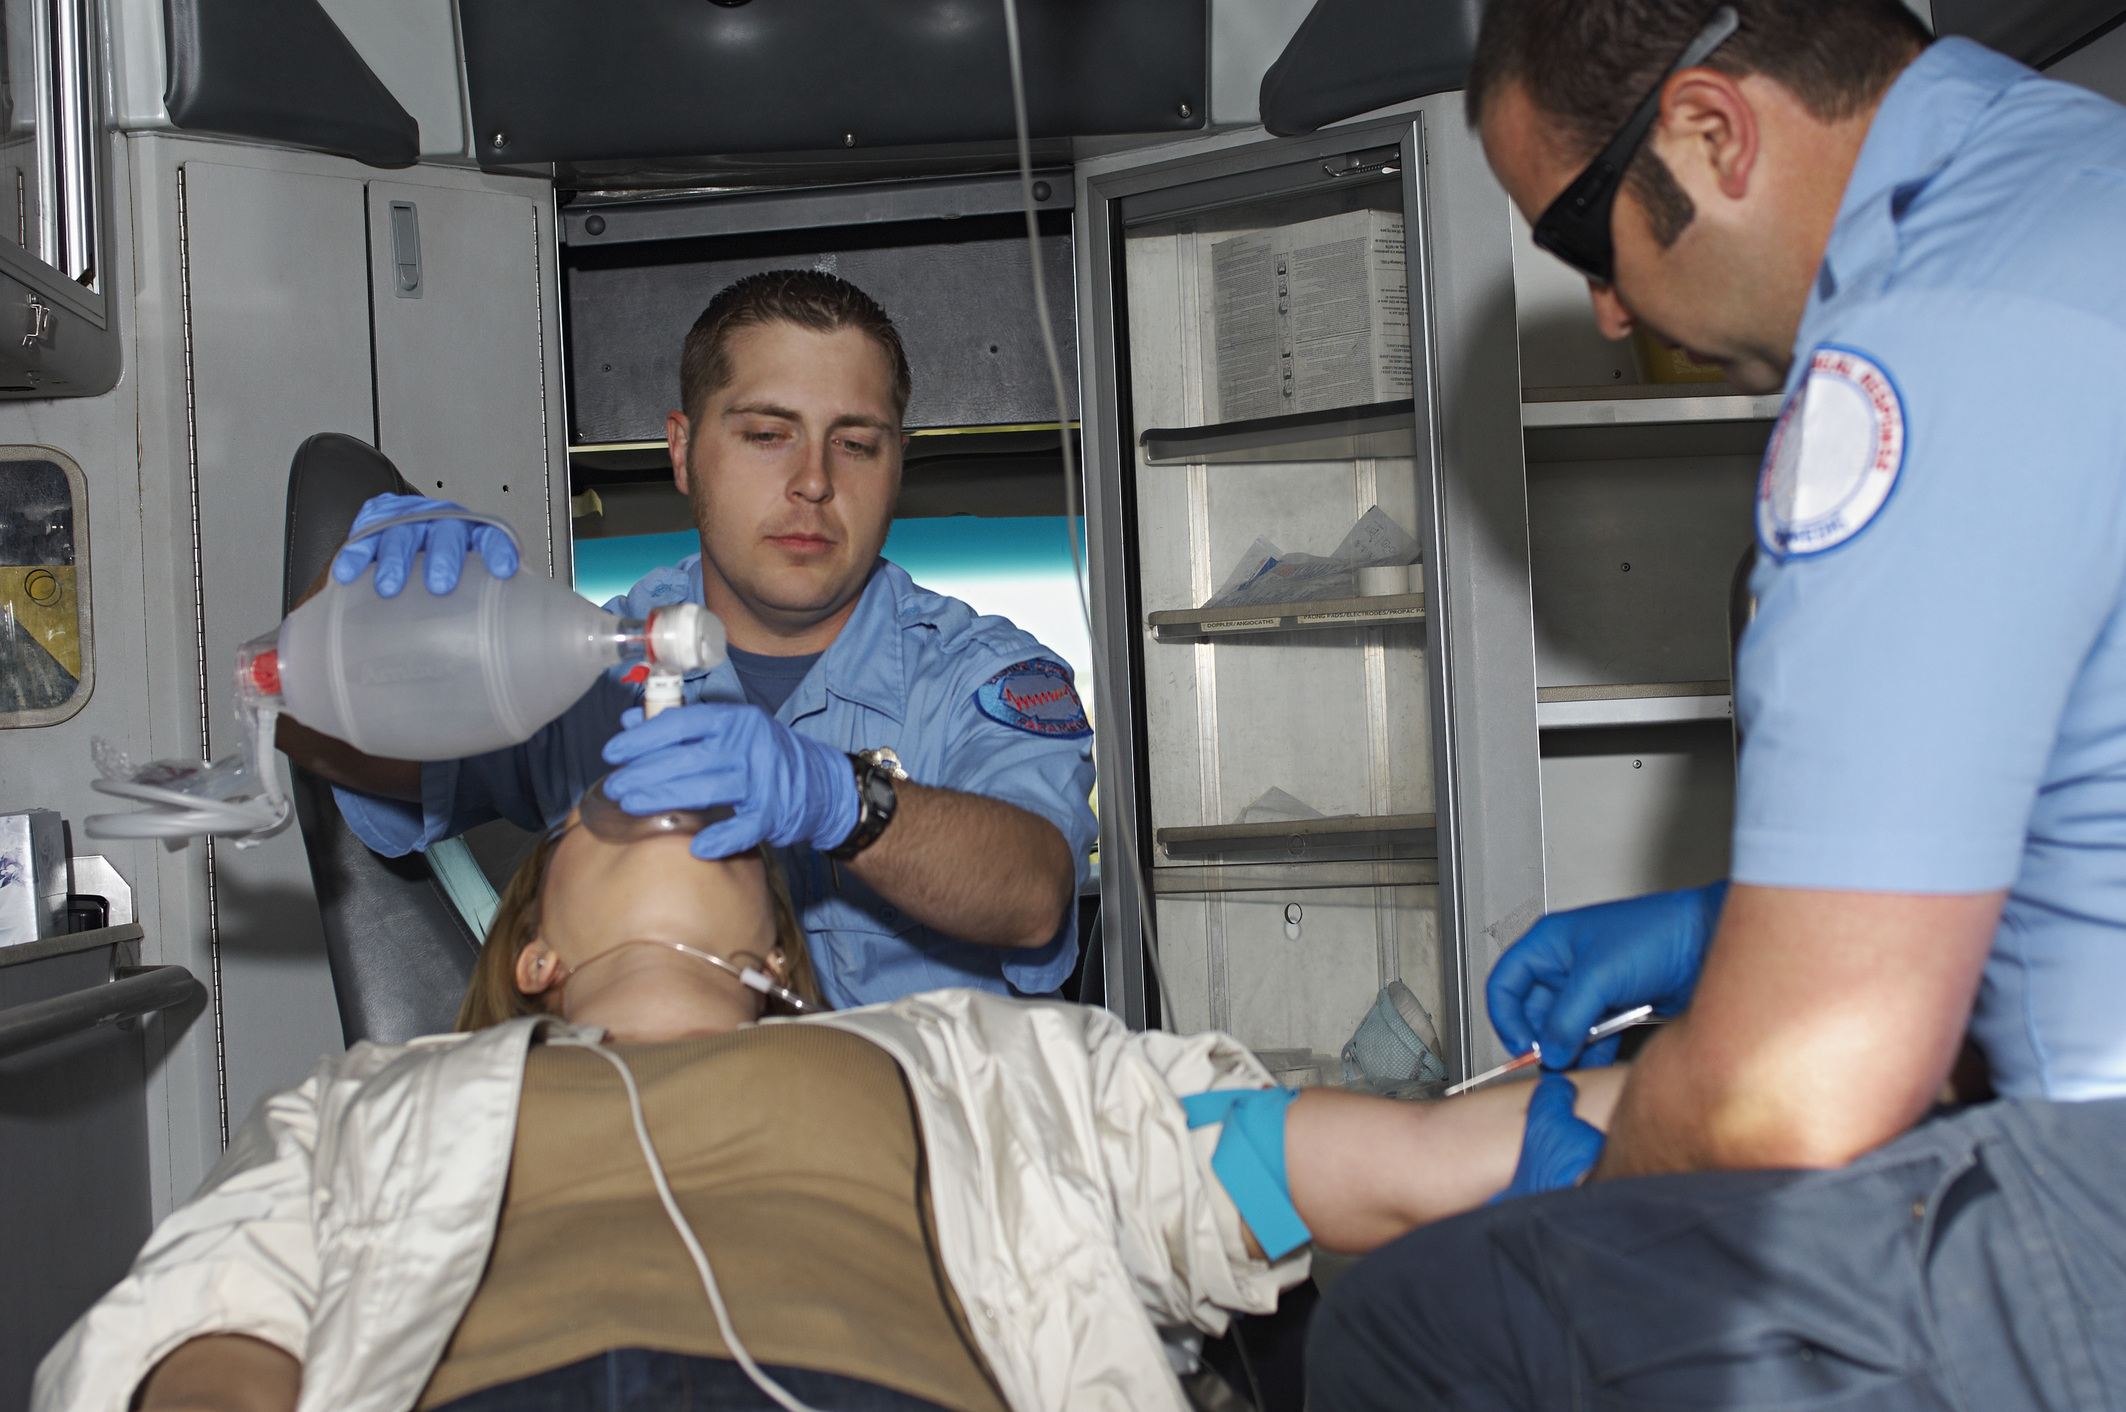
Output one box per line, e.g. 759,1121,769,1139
1341,980,1447,1089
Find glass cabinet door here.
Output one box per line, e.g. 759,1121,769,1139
1105,137,1447,1091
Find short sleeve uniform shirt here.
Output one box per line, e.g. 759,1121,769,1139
336,559,1098,1010
1734,40,2126,1098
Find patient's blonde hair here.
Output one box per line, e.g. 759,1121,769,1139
456,826,823,1031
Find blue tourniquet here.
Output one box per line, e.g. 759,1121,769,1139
1181,1087,1309,1259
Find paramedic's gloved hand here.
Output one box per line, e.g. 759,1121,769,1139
600,702,859,859
1488,880,1729,1070
1492,1072,1604,1202
330,493,520,599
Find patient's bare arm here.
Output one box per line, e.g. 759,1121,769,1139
137,1334,300,1412
271,557,423,801
1285,1067,1625,1254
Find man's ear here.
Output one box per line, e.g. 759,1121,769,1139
1656,69,1759,202
516,940,563,998
667,410,693,496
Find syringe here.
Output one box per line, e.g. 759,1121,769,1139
1443,1003,1658,1096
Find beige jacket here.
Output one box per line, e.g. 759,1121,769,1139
35,990,1308,1412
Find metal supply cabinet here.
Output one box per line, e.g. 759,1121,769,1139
1077,101,1544,1081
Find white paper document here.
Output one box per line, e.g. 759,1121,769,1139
1203,209,1412,423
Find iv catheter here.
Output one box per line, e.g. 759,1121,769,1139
560,938,814,1014
1443,1004,1658,1096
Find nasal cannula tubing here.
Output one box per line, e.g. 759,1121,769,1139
1001,0,1180,1032
560,938,814,1014
1442,1004,1659,1097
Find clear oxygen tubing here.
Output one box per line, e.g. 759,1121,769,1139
545,1033,826,1412
557,938,814,1015
999,0,1177,1030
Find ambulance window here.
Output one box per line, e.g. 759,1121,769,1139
0,450,90,724
0,0,100,287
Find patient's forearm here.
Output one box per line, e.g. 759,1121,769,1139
1285,1067,1625,1254
138,1334,301,1412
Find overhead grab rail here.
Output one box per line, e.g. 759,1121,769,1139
0,964,199,1060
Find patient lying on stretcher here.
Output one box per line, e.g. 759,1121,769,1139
38,796,1620,1412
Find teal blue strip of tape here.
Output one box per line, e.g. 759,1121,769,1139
1181,1087,1309,1260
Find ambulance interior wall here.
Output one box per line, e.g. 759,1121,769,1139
563,212,1079,444
0,132,568,1257
1512,213,1748,912
2045,17,2126,103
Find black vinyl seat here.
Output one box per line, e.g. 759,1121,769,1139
281,433,520,1044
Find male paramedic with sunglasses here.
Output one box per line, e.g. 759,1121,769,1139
1309,3,2126,1408
284,271,1095,1010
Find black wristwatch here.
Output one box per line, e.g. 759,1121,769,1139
828,747,906,860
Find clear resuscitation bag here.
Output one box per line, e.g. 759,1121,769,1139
86,509,724,845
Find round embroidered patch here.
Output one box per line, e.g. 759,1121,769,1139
1756,345,1906,559
974,658,1091,738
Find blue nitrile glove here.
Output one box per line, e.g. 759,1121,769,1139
1492,1071,1604,1202
1487,880,1728,1071
330,493,520,598
599,702,860,859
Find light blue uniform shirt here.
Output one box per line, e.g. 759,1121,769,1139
1735,39,2126,1098
337,558,1098,1009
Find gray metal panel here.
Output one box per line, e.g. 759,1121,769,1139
0,944,155,1412
1539,723,1734,911
1527,455,1760,690
370,175,564,576
180,157,362,1132
563,172,1075,248
2047,14,2126,102
1410,95,1544,1075
0,132,223,1219
1077,159,1150,1030
458,0,1205,165
567,228,1078,440
1934,0,2126,66
311,0,470,160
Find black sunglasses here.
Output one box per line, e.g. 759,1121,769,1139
1530,6,1741,284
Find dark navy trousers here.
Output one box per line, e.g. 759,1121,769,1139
1309,1097,2126,1411
431,1350,954,1412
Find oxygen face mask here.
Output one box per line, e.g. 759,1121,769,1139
577,771,733,844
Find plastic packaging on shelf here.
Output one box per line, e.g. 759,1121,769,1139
1205,505,1421,610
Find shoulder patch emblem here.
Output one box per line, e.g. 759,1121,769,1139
1757,345,1906,559
975,658,1091,738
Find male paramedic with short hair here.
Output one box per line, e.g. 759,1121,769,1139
292,271,1095,1009
1308,2,2126,1407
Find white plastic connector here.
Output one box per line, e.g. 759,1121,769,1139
643,668,685,720
646,602,727,673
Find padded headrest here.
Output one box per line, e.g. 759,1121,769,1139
283,433,410,615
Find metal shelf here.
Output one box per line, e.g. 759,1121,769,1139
1139,400,1415,465
1536,681,1732,729
1522,384,1782,465
1521,383,1783,428
1152,858,1439,894
1148,591,1425,642
1157,812,1437,859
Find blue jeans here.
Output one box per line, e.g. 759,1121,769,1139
430,1349,955,1412
1309,1097,2126,1411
